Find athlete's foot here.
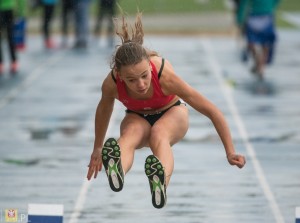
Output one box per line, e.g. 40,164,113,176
102,138,124,192
145,155,167,209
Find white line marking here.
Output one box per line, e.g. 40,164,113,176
202,39,285,223
68,178,92,223
68,104,120,223
0,52,65,110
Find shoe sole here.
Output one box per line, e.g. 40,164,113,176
145,155,167,209
102,138,124,192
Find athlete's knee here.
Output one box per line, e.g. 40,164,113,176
121,122,146,137
149,125,169,148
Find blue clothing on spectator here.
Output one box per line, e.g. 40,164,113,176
42,0,58,5
245,14,276,45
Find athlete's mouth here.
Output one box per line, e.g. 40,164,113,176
138,88,147,93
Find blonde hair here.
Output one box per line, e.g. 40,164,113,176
111,13,158,71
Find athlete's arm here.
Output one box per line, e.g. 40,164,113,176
160,59,246,168
87,73,117,180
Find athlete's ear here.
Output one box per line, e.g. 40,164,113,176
115,70,124,82
113,67,118,75
114,68,120,77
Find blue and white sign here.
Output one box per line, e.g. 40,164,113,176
28,204,63,223
296,207,300,223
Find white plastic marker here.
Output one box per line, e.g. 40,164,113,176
296,207,300,223
28,204,63,223
202,39,285,223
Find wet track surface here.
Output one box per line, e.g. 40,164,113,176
0,30,299,223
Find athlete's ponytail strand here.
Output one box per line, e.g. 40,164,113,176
112,13,148,71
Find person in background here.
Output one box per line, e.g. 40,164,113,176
73,0,92,49
61,0,74,48
86,13,246,209
14,0,26,51
0,0,23,75
232,0,240,13
94,0,116,47
41,0,57,49
236,0,280,80
232,0,250,62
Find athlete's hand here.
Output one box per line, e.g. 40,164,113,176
227,153,246,168
87,149,103,180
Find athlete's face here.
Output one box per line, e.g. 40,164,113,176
119,59,152,95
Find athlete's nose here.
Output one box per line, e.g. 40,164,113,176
137,79,145,88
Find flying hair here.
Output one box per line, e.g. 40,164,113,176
114,12,144,45
111,12,158,71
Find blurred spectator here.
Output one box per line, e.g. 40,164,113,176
73,0,92,49
30,0,42,11
61,0,74,48
236,0,281,80
94,0,116,47
14,0,26,51
232,0,242,27
232,0,240,11
231,0,249,62
0,0,24,75
41,0,57,49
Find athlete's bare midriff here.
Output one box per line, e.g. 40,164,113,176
129,96,181,115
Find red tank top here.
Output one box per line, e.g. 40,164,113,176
116,60,176,111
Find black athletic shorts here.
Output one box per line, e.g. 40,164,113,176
126,100,182,126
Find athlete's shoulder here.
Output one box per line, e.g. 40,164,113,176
101,71,118,98
150,56,162,69
150,57,173,75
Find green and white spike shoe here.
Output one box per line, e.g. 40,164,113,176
102,138,124,192
145,154,167,209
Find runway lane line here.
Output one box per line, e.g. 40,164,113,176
68,178,91,223
202,38,285,223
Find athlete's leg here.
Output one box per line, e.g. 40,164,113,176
102,113,151,192
118,113,151,174
149,104,189,186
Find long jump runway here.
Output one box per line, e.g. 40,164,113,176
0,30,299,223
